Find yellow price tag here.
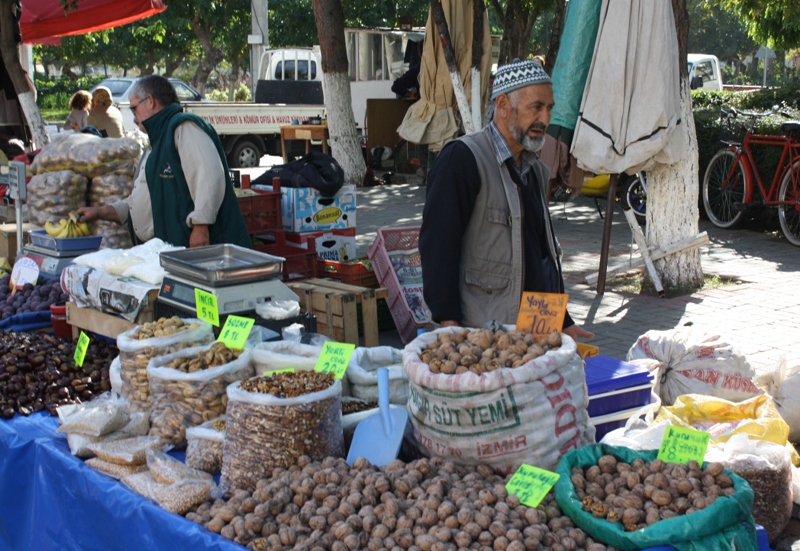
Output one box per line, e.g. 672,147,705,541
657,425,710,465
195,289,219,327
264,369,295,376
505,464,560,508
74,331,90,367
217,315,255,349
515,292,568,337
314,342,355,380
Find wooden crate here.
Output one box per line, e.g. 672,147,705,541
288,278,388,347
65,289,159,340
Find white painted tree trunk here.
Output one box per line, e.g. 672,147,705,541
321,72,366,186
17,90,48,149
471,67,481,131
646,78,703,288
450,70,475,134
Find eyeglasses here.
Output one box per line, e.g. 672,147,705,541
129,98,145,113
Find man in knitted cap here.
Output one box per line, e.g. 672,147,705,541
419,59,594,341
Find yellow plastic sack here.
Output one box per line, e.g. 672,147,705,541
654,393,800,465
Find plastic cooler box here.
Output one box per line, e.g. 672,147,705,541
585,355,654,417
367,226,427,344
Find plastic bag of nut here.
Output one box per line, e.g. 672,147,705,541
220,372,344,493
706,434,794,542
185,416,226,473
116,318,214,413
145,448,214,484
122,470,215,516
252,340,353,397
58,402,149,458
146,343,253,449
56,391,130,437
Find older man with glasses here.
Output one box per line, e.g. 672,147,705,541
77,75,250,249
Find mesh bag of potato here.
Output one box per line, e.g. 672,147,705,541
31,134,141,179
116,318,215,413
555,444,758,551
89,173,135,249
220,372,344,493
147,343,254,449
403,326,594,473
26,170,88,227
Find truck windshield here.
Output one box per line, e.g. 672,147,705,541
274,60,317,80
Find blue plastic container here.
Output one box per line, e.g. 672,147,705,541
640,525,771,551
28,229,102,252
585,355,654,417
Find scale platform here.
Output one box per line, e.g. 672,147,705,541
21,244,99,278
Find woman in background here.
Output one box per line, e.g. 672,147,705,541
63,90,91,131
87,86,124,138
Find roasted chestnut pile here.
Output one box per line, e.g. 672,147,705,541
0,330,117,418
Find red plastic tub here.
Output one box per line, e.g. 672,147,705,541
50,303,71,339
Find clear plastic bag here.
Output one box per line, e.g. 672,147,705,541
145,448,213,484
59,408,149,458
87,435,166,465
251,340,323,374
185,416,225,473
56,392,130,437
220,377,343,492
146,344,253,448
122,470,214,515
31,134,141,179
26,170,88,227
116,318,214,412
86,457,149,479
255,299,300,320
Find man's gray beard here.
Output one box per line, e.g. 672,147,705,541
511,125,545,153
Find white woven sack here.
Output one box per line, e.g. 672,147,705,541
403,326,594,475
347,346,408,404
626,328,762,406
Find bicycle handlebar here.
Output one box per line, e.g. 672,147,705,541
721,106,794,119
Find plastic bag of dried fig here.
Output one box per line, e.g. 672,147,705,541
185,416,225,473
220,372,343,492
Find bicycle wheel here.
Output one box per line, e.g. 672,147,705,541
778,162,800,246
703,149,749,228
622,173,647,222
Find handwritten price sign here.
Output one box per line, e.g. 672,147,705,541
515,292,568,337
314,342,355,380
505,464,560,508
217,315,255,350
657,425,710,465
74,331,90,367
195,289,219,327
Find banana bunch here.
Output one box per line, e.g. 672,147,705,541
44,212,90,239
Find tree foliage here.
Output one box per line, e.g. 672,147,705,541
688,0,756,63
718,0,800,50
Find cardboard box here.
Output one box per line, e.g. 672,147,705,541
0,223,37,261
280,185,356,232
286,228,357,262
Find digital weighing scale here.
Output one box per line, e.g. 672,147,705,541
156,244,300,318
20,243,99,279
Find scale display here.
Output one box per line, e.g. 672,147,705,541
158,275,299,316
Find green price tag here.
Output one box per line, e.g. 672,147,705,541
74,331,90,367
217,315,255,349
505,464,560,508
264,369,295,376
314,342,356,380
195,289,219,327
657,425,710,464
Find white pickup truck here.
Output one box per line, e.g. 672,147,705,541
688,54,723,91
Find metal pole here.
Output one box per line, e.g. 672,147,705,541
596,174,618,295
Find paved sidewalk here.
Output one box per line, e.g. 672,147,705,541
355,181,800,371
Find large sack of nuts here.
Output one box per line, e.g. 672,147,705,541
627,328,762,406
555,443,758,551
89,173,134,249
116,317,215,413
705,434,793,543
347,346,408,405
31,134,141,178
251,341,353,397
185,416,226,473
772,359,800,442
221,372,344,492
26,170,88,227
403,326,594,474
147,342,254,449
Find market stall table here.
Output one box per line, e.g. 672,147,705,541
0,412,238,551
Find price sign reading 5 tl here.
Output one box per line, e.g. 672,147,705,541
516,292,568,337
314,342,356,380
195,289,219,327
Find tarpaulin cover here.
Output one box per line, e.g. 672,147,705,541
20,0,166,43
555,443,758,551
548,0,602,136
0,412,239,551
0,310,51,332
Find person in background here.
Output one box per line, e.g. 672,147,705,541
77,75,250,249
63,90,90,131
86,86,124,138
532,55,545,66
419,59,594,342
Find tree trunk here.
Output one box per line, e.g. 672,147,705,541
164,57,182,78
544,0,567,74
312,0,366,186
228,59,240,101
0,0,48,149
190,12,224,95
646,0,703,290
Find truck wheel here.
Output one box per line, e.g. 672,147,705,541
228,139,261,168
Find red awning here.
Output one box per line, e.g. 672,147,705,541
20,0,166,43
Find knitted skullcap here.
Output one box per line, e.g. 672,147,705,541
490,58,552,100
92,86,113,107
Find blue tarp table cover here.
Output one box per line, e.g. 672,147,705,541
0,412,240,551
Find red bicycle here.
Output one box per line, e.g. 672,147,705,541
703,106,800,246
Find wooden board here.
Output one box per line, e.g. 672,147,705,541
65,289,159,341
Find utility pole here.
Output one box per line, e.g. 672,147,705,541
249,0,269,98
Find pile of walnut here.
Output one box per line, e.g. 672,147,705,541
167,342,242,373
420,329,563,375
574,455,734,532
186,455,617,551
132,316,199,340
